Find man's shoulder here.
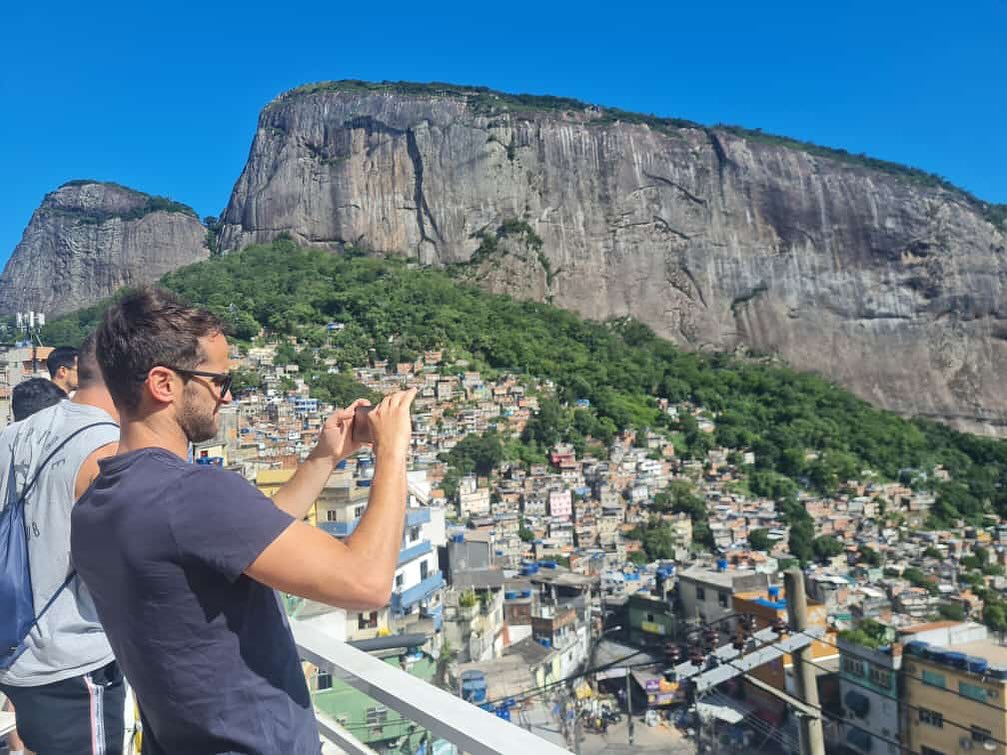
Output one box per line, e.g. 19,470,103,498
182,463,259,494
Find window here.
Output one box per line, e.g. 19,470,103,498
354,505,365,518
921,669,946,688
395,574,404,588
960,681,990,702
842,657,865,677
326,510,338,522
420,561,429,580
869,667,892,689
718,593,729,608
316,670,332,690
358,611,378,630
409,526,420,542
646,613,655,623
972,726,993,745
918,708,943,728
696,587,706,601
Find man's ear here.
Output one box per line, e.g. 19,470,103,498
146,366,180,405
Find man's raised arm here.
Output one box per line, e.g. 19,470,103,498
245,389,416,610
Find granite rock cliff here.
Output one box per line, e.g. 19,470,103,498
217,83,1007,434
0,181,209,316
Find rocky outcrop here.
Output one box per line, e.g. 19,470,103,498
0,181,209,316
219,82,1007,434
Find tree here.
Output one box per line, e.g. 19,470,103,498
749,528,771,552
230,367,262,396
518,518,535,543
985,601,1007,636
937,603,965,621
312,372,380,408
859,545,882,567
788,520,814,564
812,536,844,561
442,431,505,477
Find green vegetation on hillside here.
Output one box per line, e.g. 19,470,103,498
270,81,1005,230
42,241,1007,527
839,619,892,650
44,181,199,225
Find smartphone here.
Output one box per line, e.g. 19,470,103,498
352,406,373,444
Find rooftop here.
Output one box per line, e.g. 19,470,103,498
954,639,1007,666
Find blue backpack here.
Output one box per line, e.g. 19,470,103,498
0,421,117,670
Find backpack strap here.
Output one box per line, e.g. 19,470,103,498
20,420,119,634
18,421,119,508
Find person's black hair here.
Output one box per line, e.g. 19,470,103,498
12,377,67,421
77,333,102,389
46,346,79,380
96,286,223,413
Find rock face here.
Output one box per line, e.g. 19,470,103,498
0,181,209,317
219,83,1007,434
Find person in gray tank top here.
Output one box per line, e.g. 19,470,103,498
0,334,124,755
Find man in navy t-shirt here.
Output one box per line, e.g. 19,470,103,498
72,287,416,754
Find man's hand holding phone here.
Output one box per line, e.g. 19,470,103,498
355,388,417,461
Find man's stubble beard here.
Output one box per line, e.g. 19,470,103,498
178,388,218,444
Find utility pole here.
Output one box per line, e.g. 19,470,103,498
784,568,825,755
572,693,581,755
624,665,634,745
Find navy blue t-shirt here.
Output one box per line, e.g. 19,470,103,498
71,448,321,755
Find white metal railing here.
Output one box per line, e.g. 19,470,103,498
291,620,571,755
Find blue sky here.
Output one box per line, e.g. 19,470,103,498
1,0,1003,264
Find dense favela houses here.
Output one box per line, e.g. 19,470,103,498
103,334,1007,754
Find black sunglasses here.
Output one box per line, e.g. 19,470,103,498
139,366,233,397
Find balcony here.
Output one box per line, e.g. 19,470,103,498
391,570,444,615
406,507,431,526
397,540,433,566
292,620,570,755
320,519,357,537
320,505,430,540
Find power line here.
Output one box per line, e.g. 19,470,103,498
693,636,925,755
790,625,1007,717
788,646,1007,749
480,648,650,708
702,609,1007,718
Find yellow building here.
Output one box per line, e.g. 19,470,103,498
903,637,1007,754
255,468,318,525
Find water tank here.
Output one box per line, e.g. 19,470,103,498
540,560,558,569
904,641,929,657
716,558,728,572
945,652,968,669
768,585,781,599
505,591,519,600
988,665,1007,680
968,656,989,674
451,533,465,543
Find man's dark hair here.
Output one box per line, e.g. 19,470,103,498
12,377,67,421
96,287,223,413
47,346,79,379
77,332,103,389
